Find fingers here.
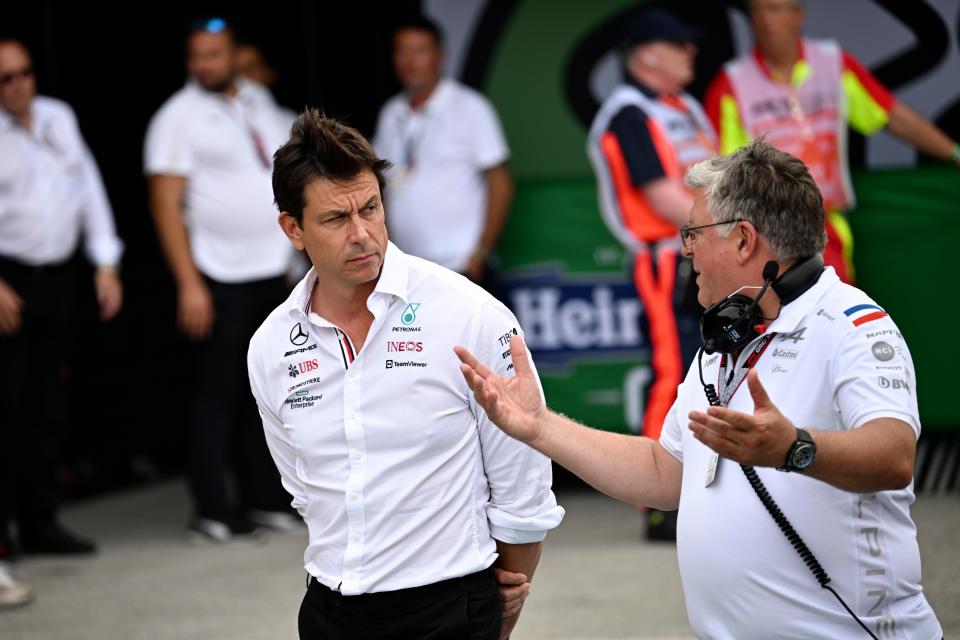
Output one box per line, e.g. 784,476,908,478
508,334,533,378
496,568,530,618
747,369,772,410
0,308,21,335
453,345,495,381
494,568,528,585
688,410,742,446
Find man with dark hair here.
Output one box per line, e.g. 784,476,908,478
0,39,123,562
248,109,563,640
374,15,514,286
457,141,941,638
144,18,296,541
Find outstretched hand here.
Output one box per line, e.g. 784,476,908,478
687,369,796,468
454,334,544,445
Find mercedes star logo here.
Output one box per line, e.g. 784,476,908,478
289,323,309,346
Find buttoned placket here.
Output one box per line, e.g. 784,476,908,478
334,294,397,594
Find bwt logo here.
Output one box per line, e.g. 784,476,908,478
387,341,423,352
296,359,319,374
500,270,647,369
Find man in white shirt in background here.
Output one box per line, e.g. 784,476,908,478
374,15,514,287
248,110,562,640
0,38,124,604
144,18,295,541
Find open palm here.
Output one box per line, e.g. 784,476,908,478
454,334,544,445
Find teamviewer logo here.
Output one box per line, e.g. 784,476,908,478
385,360,393,369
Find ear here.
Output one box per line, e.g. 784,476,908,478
735,220,760,266
278,212,305,251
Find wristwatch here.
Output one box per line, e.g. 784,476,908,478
777,428,816,472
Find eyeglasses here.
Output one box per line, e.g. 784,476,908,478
679,219,745,251
191,17,229,34
0,66,33,86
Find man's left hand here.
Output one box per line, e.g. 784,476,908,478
94,267,123,321
495,567,530,618
688,369,796,467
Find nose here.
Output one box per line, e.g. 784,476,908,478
346,212,370,243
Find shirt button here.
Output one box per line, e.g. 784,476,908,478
349,491,359,501
351,449,362,460
349,370,359,380
347,411,357,420
345,571,355,580
350,533,361,543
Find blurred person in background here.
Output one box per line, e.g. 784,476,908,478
234,41,297,125
0,39,122,567
705,0,960,284
144,18,296,542
587,8,716,540
374,15,514,288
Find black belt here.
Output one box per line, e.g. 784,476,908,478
307,566,495,613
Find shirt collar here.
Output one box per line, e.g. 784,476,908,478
403,77,452,115
286,241,410,320
186,76,255,103
766,266,838,335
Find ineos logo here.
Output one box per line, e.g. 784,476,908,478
289,323,309,346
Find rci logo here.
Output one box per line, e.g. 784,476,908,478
401,303,421,326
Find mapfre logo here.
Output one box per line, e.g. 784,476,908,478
387,341,423,353
295,358,319,374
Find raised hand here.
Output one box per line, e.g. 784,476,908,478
687,368,796,467
454,334,544,445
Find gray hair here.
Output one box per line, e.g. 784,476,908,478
684,140,826,261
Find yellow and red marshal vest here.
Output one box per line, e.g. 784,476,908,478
724,38,851,211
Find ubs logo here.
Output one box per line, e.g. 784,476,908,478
289,323,309,346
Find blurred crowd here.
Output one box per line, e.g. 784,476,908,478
2,0,958,612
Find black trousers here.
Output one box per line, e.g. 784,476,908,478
189,275,289,520
0,255,77,544
299,568,502,640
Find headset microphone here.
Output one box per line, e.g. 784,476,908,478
699,260,779,355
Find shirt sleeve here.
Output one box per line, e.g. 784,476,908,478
144,103,193,176
468,299,564,544
657,396,684,463
74,122,123,267
247,343,309,514
841,51,896,136
468,95,510,170
831,316,920,438
607,106,666,187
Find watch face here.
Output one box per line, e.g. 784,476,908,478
792,443,816,470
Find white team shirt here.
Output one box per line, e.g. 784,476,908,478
373,79,509,272
247,242,563,595
144,78,292,283
0,97,123,266
659,267,942,639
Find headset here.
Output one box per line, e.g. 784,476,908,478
696,253,879,639
700,254,824,355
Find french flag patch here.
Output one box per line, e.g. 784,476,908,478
843,304,888,327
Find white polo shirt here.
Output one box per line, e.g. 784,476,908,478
659,267,942,639
373,79,509,272
247,242,563,595
0,97,123,267
144,78,292,283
